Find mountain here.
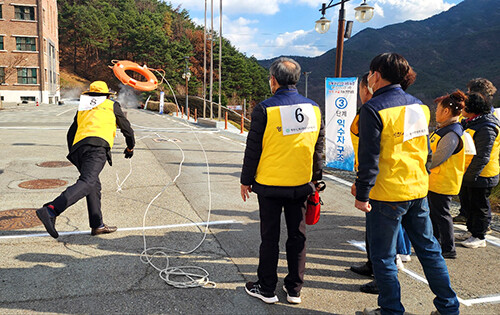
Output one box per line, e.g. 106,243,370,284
259,0,500,109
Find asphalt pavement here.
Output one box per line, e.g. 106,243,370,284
0,103,499,314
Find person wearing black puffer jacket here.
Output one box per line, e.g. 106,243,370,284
240,57,324,305
458,93,500,249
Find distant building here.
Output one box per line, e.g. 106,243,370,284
0,0,60,104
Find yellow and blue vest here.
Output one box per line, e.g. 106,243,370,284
73,98,117,148
464,121,500,177
356,85,430,202
429,123,465,195
255,102,322,187
350,113,360,171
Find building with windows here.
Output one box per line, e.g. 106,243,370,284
0,0,60,104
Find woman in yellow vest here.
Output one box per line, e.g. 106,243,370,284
428,90,467,259
458,93,500,248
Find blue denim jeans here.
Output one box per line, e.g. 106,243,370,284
397,225,411,256
366,198,459,315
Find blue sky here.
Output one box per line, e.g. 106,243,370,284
165,0,464,59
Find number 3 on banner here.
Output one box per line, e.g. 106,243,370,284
280,103,317,136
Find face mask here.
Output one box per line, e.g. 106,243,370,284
367,72,376,94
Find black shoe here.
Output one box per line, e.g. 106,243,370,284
360,280,379,294
36,206,58,238
350,262,373,277
452,215,467,224
245,281,278,304
91,224,117,236
442,251,457,259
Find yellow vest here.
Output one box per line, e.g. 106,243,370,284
370,104,430,202
73,98,117,148
429,124,465,195
350,114,360,171
464,125,500,177
255,104,322,186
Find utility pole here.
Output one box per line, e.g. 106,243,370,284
209,0,214,119
303,71,311,98
218,0,222,121
203,0,207,118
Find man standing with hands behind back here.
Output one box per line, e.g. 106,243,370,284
354,53,459,315
240,57,324,305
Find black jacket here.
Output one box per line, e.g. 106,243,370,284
67,100,135,166
462,113,500,187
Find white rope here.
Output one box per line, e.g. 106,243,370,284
115,159,133,192
116,69,215,288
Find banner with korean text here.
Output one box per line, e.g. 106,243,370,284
325,77,358,171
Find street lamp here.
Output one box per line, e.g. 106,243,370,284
182,56,191,118
315,0,374,77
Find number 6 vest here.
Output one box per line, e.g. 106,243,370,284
255,103,322,186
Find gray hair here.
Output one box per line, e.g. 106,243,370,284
269,57,301,86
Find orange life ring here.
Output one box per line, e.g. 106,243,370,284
112,60,158,91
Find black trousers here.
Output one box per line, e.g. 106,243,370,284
457,184,468,218
49,145,107,228
461,186,492,239
460,186,492,239
428,191,455,253
257,194,307,294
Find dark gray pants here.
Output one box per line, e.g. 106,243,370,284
256,194,307,294
461,186,492,239
49,145,107,228
428,191,455,253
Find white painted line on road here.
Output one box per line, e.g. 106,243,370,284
0,220,241,240
0,126,67,130
56,107,75,116
462,295,500,305
348,240,499,306
454,224,500,248
218,135,246,146
324,174,352,187
347,240,366,252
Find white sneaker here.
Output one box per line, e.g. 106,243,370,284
399,254,411,262
283,285,301,304
461,236,486,248
454,231,471,241
395,255,405,270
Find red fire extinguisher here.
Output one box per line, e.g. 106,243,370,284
306,181,326,225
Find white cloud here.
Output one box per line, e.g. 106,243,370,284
166,0,279,15
373,0,454,20
263,29,330,58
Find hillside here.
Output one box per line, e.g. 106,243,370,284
260,0,500,109
57,0,270,110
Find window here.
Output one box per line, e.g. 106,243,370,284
0,5,3,19
0,68,5,84
17,68,37,84
16,37,36,51
21,96,36,102
15,6,35,21
0,36,3,50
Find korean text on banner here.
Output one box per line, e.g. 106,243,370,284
325,77,358,171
